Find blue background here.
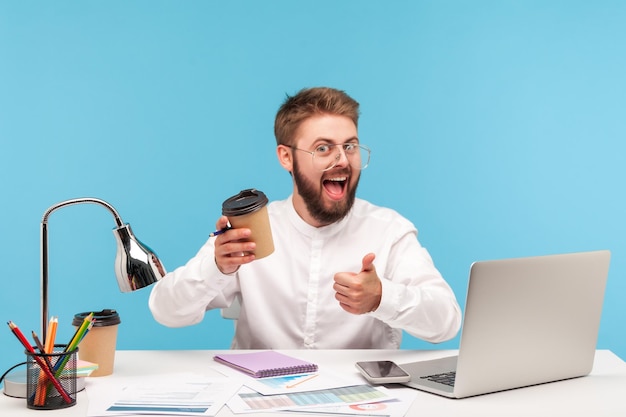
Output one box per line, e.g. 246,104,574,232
1,1,625,378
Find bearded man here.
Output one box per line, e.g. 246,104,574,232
149,87,461,349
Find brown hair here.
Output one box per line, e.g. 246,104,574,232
274,87,360,146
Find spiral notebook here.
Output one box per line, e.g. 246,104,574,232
213,351,318,378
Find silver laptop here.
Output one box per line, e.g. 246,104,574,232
400,250,611,398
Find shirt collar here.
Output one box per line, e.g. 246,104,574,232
286,194,351,239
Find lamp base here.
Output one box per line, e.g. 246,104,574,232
2,369,27,398
2,369,85,398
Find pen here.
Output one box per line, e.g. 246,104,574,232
7,321,72,404
209,227,232,237
286,373,319,388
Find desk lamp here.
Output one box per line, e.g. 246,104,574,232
40,197,165,337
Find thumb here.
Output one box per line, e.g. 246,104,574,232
361,253,376,273
215,215,230,230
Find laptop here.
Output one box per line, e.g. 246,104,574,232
400,250,611,398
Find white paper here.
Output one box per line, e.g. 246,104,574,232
211,363,361,395
226,384,396,414
85,373,242,416
293,388,418,417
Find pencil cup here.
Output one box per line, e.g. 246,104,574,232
222,189,274,259
26,344,77,410
72,309,120,377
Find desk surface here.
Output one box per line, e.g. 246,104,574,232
1,349,625,417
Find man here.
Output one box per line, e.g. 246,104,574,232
149,87,461,349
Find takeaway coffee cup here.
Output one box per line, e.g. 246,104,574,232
72,309,120,377
222,189,274,259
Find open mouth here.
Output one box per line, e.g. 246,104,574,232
323,176,348,199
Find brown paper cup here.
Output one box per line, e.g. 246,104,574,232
72,309,120,377
227,205,274,259
222,189,274,259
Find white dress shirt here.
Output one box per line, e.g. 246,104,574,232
149,196,461,349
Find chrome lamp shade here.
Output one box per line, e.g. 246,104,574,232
113,224,165,293
41,198,165,337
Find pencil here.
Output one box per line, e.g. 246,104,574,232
31,331,54,370
53,314,93,375
7,321,72,404
66,312,93,352
32,330,52,405
44,316,57,354
32,331,46,354
69,314,93,351
39,317,58,405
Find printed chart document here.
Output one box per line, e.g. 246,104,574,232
292,388,418,417
226,384,396,414
85,373,242,416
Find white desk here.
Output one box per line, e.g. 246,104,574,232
1,349,625,416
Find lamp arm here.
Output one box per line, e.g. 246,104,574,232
40,198,164,338
42,197,125,227
41,198,126,337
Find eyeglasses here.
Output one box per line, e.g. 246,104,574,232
291,143,371,172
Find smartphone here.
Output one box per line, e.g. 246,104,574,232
355,360,411,384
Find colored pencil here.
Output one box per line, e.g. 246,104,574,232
66,312,93,352
37,317,58,405
53,314,93,376
44,316,58,353
31,331,45,352
32,331,50,406
7,321,72,404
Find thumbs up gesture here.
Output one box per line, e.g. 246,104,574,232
333,253,382,315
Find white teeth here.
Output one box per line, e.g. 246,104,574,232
328,177,347,182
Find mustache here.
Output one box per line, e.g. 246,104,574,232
322,168,351,178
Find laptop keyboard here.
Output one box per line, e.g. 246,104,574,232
420,371,456,387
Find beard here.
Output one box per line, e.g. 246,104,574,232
292,156,359,225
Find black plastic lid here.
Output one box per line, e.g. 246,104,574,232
222,189,268,216
72,309,121,327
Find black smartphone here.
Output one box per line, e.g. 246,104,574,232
355,360,411,384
